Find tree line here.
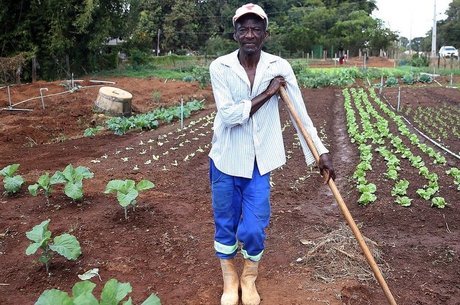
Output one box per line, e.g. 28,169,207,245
0,0,459,81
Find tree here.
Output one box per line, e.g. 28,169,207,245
436,0,460,48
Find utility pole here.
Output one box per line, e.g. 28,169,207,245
157,29,161,56
431,0,437,58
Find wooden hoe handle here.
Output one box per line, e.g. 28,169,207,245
279,87,397,305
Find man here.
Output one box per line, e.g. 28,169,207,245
208,3,335,305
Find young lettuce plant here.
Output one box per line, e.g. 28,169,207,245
0,164,25,195
35,278,161,305
105,179,155,220
26,219,81,274
51,164,94,201
28,172,57,204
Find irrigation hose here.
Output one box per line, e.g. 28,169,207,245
0,85,107,111
279,86,398,305
378,89,460,161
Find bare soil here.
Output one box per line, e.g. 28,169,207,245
0,59,459,305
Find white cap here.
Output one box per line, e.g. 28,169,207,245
232,3,268,29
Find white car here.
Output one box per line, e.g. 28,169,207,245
439,46,458,58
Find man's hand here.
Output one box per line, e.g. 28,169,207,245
265,76,286,97
318,153,336,184
251,76,286,116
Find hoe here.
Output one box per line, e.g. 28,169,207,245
279,87,397,305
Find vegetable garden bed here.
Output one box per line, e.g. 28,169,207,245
0,76,459,305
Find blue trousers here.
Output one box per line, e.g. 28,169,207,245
209,159,271,262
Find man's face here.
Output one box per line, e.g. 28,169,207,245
234,15,268,55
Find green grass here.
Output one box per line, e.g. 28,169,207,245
93,66,190,80
90,55,460,89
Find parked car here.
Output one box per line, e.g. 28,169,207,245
439,46,458,58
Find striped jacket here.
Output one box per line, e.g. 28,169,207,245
208,50,328,178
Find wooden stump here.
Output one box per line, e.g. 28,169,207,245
95,86,132,116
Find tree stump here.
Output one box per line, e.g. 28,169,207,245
94,86,132,116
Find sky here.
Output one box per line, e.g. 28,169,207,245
372,0,453,39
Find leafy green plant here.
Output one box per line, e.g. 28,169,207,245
28,172,58,204
418,73,432,83
35,278,161,305
395,196,412,207
402,74,415,85
0,164,25,195
357,183,377,205
446,167,460,190
26,219,81,274
191,67,210,88
105,179,155,219
51,164,94,201
84,126,104,137
391,179,409,197
431,197,446,208
385,76,398,87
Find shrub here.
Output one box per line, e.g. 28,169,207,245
418,74,433,83
385,76,398,87
402,74,415,85
410,54,429,67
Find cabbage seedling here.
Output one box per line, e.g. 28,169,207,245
51,164,94,201
35,278,161,305
0,164,24,195
28,172,58,204
25,219,81,274
105,179,155,219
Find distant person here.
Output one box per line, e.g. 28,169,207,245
208,3,335,305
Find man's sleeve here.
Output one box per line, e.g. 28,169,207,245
209,61,252,127
282,61,329,166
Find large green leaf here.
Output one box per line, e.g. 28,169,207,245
0,164,19,177
62,164,76,182
141,294,162,305
73,292,99,305
28,184,40,196
50,171,67,184
4,175,24,193
26,242,43,255
74,166,94,181
117,189,138,207
72,281,96,299
38,173,51,187
64,181,84,200
136,180,155,191
49,233,82,260
26,220,51,243
100,279,132,305
35,289,73,305
123,180,136,193
122,298,133,305
105,180,126,194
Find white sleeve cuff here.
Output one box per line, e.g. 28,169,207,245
240,99,252,124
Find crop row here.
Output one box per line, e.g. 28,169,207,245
343,87,459,208
402,102,460,152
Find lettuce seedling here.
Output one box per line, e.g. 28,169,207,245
105,179,155,220
0,164,24,195
35,278,161,305
431,197,446,209
26,219,81,274
51,164,94,201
